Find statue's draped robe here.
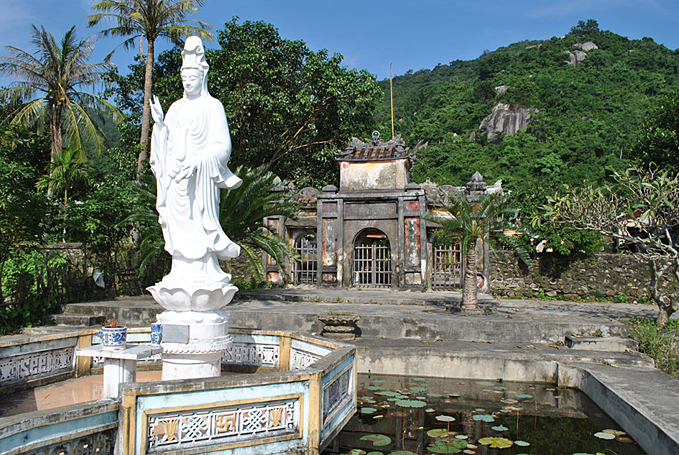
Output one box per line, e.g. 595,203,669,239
150,95,240,262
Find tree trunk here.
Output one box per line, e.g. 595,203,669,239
48,105,63,196
137,38,155,179
0,258,5,304
656,304,670,328
649,258,674,328
462,238,478,309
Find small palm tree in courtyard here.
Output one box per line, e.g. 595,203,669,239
219,165,300,281
428,189,527,310
127,165,299,282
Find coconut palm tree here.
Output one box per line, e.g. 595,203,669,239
428,189,528,310
87,0,213,178
0,25,120,193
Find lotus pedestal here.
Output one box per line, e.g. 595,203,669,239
147,277,237,381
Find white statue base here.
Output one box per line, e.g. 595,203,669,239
156,309,233,380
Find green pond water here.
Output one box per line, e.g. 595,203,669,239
323,374,646,455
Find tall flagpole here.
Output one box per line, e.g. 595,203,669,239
390,63,395,139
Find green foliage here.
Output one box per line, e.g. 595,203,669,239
0,125,49,303
632,90,679,172
125,165,300,282
108,18,382,186
37,147,91,203
628,318,679,379
377,20,679,213
427,190,529,307
59,181,137,278
219,165,300,281
0,25,121,162
0,249,64,334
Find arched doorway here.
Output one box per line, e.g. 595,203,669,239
292,233,317,284
352,229,392,288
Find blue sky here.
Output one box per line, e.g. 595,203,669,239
2,0,679,86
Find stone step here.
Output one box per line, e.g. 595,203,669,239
49,313,106,327
565,334,639,352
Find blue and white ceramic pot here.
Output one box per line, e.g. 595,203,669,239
150,323,162,346
100,327,127,351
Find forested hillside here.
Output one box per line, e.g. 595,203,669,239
374,20,679,208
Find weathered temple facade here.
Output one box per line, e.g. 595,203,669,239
263,134,501,290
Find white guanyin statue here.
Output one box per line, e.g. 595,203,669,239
147,36,239,379
149,36,242,286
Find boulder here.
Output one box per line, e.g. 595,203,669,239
573,41,598,51
478,103,536,141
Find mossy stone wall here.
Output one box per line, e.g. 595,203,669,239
490,252,678,302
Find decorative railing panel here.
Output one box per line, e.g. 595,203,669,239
146,398,300,453
222,342,280,368
23,428,116,455
290,339,332,371
0,346,75,387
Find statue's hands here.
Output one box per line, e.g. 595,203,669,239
176,160,197,181
150,95,164,125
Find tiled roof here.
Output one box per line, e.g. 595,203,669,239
335,134,412,162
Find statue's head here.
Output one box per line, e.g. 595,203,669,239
181,36,209,98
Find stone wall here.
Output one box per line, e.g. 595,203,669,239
490,251,678,302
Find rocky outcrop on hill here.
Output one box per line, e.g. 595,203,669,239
478,103,536,141
565,41,599,66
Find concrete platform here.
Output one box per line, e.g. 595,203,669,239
16,288,679,455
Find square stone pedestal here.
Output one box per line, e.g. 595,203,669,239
77,344,162,398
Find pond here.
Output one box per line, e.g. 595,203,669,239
323,374,645,455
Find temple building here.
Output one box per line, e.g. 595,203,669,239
263,134,502,290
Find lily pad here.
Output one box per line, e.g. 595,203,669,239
349,450,366,455
427,439,468,453
435,415,456,423
472,414,495,422
514,440,530,446
367,452,384,455
478,437,513,449
390,452,417,455
515,394,533,399
427,393,443,398
360,434,392,447
491,425,508,431
367,386,386,391
409,386,427,392
427,428,452,438
360,407,377,414
477,381,495,386
394,399,427,408
474,408,485,412
413,377,428,381
594,432,615,440
493,386,508,391
375,391,402,397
